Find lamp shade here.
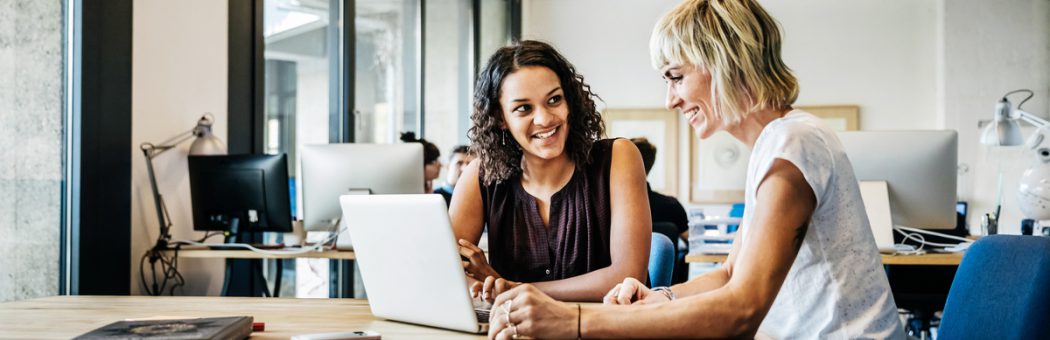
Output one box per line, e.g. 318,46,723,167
189,134,226,155
188,114,226,155
980,99,1024,146
980,118,1024,146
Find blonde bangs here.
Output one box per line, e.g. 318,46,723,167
649,1,705,70
650,0,799,123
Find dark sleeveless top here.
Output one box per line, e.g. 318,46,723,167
480,139,615,283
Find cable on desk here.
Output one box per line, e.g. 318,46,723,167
892,225,973,255
170,227,344,255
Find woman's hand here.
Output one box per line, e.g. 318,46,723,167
603,277,668,305
488,284,578,340
459,239,501,279
471,276,521,303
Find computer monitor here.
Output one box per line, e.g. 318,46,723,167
301,143,424,232
838,130,958,230
187,154,293,232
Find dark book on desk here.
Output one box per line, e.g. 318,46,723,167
73,316,253,340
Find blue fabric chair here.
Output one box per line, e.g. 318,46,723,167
938,235,1050,339
649,232,675,287
727,203,744,233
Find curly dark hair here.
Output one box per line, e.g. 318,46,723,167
469,40,605,185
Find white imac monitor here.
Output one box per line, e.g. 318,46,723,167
838,131,958,230
301,143,425,232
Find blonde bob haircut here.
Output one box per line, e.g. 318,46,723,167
650,0,798,124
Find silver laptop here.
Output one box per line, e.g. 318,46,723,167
339,194,489,334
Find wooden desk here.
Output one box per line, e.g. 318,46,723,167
164,247,356,260
686,252,964,266
0,296,484,339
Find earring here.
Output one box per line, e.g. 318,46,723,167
501,130,506,146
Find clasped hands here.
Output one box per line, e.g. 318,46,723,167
459,239,521,302
459,238,670,338
484,277,671,339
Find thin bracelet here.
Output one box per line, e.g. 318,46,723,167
576,303,582,339
652,286,676,301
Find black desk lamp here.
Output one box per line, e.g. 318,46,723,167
141,114,226,246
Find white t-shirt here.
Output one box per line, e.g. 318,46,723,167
741,110,904,339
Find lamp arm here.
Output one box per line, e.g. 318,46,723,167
1018,110,1050,129
138,127,199,245
140,130,195,158
142,147,172,243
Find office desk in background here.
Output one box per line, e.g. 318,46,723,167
0,296,484,339
163,247,356,260
161,247,357,297
686,252,965,265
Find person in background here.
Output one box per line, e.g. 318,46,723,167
449,40,651,304
630,137,690,284
434,145,475,206
399,132,442,193
483,0,903,338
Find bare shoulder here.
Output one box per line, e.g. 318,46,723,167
610,138,642,161
462,158,482,178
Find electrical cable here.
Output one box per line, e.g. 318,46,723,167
892,226,973,254
894,226,974,244
139,242,186,296
1003,89,1034,111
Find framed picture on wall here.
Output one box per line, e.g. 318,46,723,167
685,105,860,204
689,130,748,204
603,108,679,197
796,105,860,131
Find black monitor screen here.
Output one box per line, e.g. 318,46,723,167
188,154,292,232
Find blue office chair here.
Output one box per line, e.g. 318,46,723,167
938,235,1050,339
727,203,744,233
649,232,675,287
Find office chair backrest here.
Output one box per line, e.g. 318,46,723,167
649,233,675,288
939,235,1050,339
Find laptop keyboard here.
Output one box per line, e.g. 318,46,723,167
474,307,490,323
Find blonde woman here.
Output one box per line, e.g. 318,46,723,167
484,0,903,338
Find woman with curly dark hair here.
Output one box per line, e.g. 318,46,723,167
449,40,652,303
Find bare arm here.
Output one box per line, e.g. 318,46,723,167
584,159,816,337
449,159,485,245
530,139,652,301
663,230,741,297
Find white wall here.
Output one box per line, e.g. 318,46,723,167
523,0,1050,234
943,0,1050,233
131,0,229,296
765,0,940,130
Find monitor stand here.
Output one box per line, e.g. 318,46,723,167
220,217,275,297
335,189,371,250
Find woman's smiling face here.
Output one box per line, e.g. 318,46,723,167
499,66,571,160
661,63,727,139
